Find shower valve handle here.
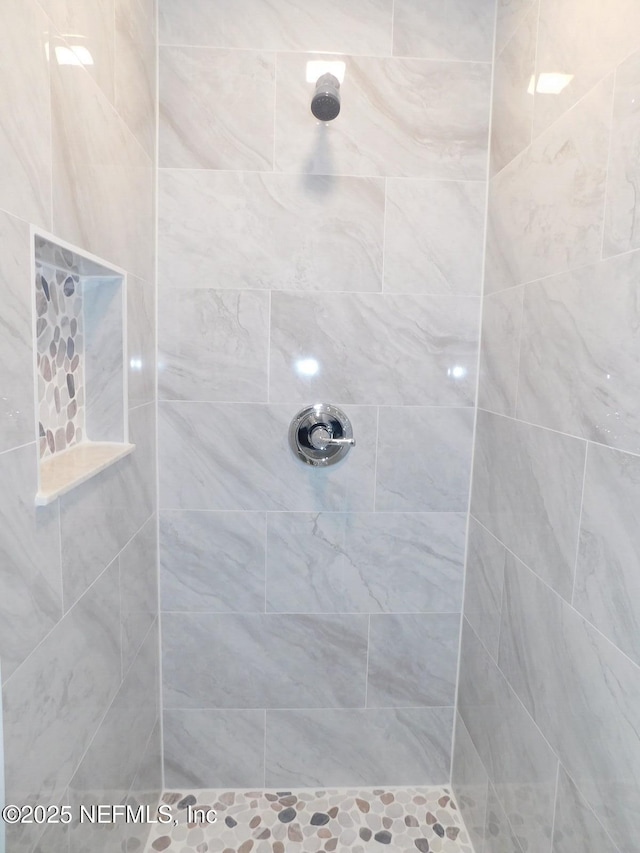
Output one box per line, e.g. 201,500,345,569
309,425,356,451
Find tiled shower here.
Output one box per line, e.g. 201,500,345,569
0,1,638,853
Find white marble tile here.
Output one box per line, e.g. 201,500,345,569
498,554,640,853
393,0,495,61
51,60,154,281
533,0,640,138
0,212,35,453
159,47,274,170
478,287,524,417
158,170,384,292
383,179,486,295
458,619,559,853
159,402,376,512
158,0,393,55
163,710,265,788
120,516,158,673
0,444,62,681
490,6,537,175
266,512,466,614
159,289,269,402
604,50,640,258
516,251,640,454
2,561,121,847
128,276,156,409
265,708,453,787
275,53,491,179
552,768,621,853
162,613,368,709
574,444,640,666
464,518,507,661
452,712,489,853
160,511,266,613
367,614,460,707
471,411,586,600
0,0,51,227
375,407,474,512
495,0,537,56
485,76,612,293
115,0,156,157
270,292,479,406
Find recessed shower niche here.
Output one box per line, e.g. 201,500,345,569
33,232,134,505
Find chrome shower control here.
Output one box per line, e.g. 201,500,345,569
289,404,355,467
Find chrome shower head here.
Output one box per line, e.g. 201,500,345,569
311,73,341,121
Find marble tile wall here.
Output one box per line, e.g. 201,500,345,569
157,0,491,788
0,1,159,851
453,2,640,851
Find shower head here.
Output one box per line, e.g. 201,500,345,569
311,73,341,121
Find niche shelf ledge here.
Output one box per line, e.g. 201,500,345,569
35,441,135,506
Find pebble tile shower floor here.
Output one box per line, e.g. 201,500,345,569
144,787,474,853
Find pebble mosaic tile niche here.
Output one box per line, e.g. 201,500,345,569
144,787,475,853
33,234,134,505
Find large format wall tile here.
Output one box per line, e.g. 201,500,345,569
160,511,266,613
471,410,586,600
383,179,485,295
3,561,121,848
115,0,156,157
552,767,621,853
266,512,466,614
495,0,538,55
127,276,156,409
270,292,479,406
392,0,494,61
451,713,489,853
485,76,612,292
120,515,158,673
159,289,269,402
498,554,640,853
159,47,274,170
0,0,52,227
159,402,376,511
164,709,265,788
158,170,384,291
484,783,525,853
0,212,36,453
516,252,640,454
162,613,368,709
0,444,62,681
158,0,393,55
604,51,640,257
464,519,507,661
367,614,460,707
375,407,474,512
478,287,524,417
458,619,558,853
574,444,640,666
265,708,453,786
275,54,491,179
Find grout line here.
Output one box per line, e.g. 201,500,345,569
570,444,589,607
364,614,371,708
263,709,268,788
371,407,380,511
548,760,561,853
511,284,526,417
159,610,464,617
162,704,456,713
599,67,617,261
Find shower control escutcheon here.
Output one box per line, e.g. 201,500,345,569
289,404,355,467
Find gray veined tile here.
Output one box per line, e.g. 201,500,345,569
478,287,524,418
163,709,265,789
393,0,495,62
162,613,368,709
552,767,621,853
159,402,376,512
495,0,537,56
270,292,479,406
366,613,460,707
115,0,156,158
498,553,640,853
266,511,466,614
160,510,266,613
275,53,491,179
604,50,640,257
516,251,640,455
383,179,486,296
464,518,507,661
120,515,158,673
159,47,274,170
471,410,585,601
574,444,640,666
375,407,474,512
127,275,156,409
158,0,394,55
484,75,612,293
158,289,269,402
484,783,525,853
158,170,384,292
452,712,489,853
265,707,453,787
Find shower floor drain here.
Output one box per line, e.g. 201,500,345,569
143,786,474,853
